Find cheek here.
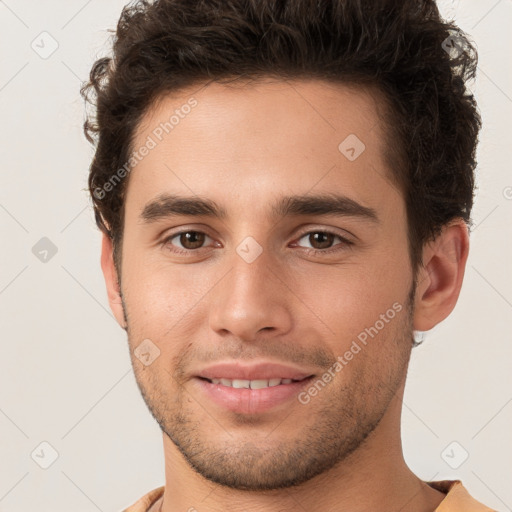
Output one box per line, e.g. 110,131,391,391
298,261,406,333
292,266,411,382
121,256,213,337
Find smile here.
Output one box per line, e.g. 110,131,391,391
194,375,315,414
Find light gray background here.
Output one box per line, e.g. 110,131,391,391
0,1,511,510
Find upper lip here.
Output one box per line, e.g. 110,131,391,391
195,361,315,381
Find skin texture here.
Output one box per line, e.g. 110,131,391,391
100,79,469,511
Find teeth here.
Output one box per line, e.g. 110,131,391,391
209,377,297,388
232,379,250,389
250,379,272,389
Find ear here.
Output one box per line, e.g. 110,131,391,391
412,219,470,332
100,232,127,329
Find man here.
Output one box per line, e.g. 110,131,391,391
82,0,494,510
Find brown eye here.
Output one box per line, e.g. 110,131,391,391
294,230,353,254
164,231,213,253
307,232,336,250
178,231,206,250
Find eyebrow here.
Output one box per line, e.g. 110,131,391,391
140,192,379,224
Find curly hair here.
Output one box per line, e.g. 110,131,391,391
81,0,481,282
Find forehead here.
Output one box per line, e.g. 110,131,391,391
126,78,401,219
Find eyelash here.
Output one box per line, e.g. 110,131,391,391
162,229,354,256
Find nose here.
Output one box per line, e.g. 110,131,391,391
209,248,293,342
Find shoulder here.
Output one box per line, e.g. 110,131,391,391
428,480,497,511
122,486,165,512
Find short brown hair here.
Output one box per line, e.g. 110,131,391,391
81,0,481,277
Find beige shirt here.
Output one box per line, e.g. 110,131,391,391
123,480,497,511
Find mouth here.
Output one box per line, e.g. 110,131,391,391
193,374,316,414
196,375,313,389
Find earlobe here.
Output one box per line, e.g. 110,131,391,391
100,233,127,329
412,219,470,332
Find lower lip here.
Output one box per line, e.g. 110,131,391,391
193,376,314,414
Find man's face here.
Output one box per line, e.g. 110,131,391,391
117,79,416,490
